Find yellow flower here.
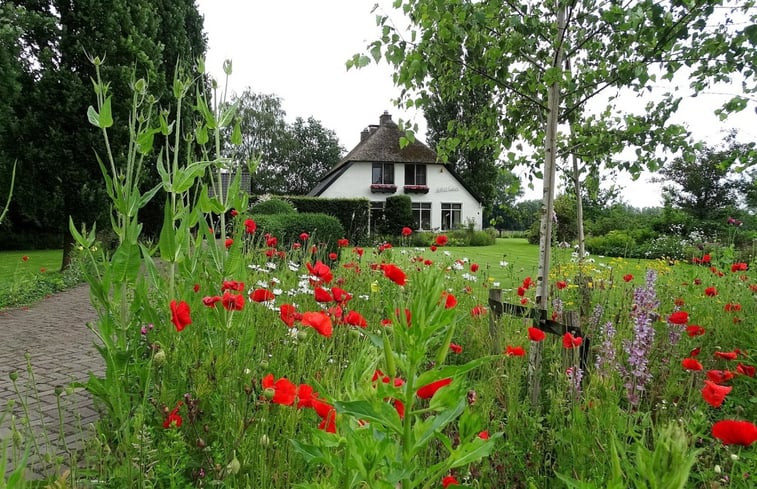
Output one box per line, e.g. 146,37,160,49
370,281,379,293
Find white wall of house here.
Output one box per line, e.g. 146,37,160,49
319,162,483,230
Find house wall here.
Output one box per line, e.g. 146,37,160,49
319,162,482,230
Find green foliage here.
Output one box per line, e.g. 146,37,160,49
585,231,636,258
381,195,414,236
253,213,345,250
251,197,297,215
286,196,371,244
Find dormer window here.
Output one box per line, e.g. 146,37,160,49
372,163,394,184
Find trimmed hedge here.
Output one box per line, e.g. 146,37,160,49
252,213,345,251
286,196,370,245
250,198,297,215
381,195,414,236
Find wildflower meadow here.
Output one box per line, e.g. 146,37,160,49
2,61,755,488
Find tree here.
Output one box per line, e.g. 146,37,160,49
278,117,343,195
485,167,524,230
353,0,753,310
0,0,206,266
656,137,756,220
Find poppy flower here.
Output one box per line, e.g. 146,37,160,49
306,260,334,283
261,374,297,406
505,346,526,357
470,305,486,317
328,252,338,261
314,286,333,303
435,235,448,246
331,287,352,304
668,311,689,325
556,280,567,290
382,264,407,286
470,263,479,272
353,247,364,257
478,430,489,440
701,380,732,408
162,402,183,429
517,286,526,297
522,276,533,289
299,232,310,241
244,218,256,233
562,332,583,349
711,420,757,446
296,383,317,409
266,236,278,247
391,398,405,419
401,227,412,236
280,304,298,327
685,325,705,337
250,288,275,302
622,274,633,282
202,295,222,308
701,254,711,263
731,262,748,272
442,475,459,488
193,283,200,293
230,209,238,217
714,350,739,360
417,378,453,399
724,302,741,312
301,311,333,337
736,363,755,377
224,238,234,249
344,310,367,328
681,358,703,371
444,293,457,309
707,370,735,384
690,347,701,357
22,255,29,262
528,327,546,342
429,245,438,252
449,343,463,354
318,407,337,433
221,292,245,311
311,398,334,419
337,238,349,247
704,287,717,297
221,280,245,292
170,300,192,332
674,297,685,307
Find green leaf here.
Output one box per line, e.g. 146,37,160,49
412,397,466,455
448,436,498,469
290,439,330,465
159,200,176,262
99,96,113,128
744,24,757,45
110,241,141,284
86,105,101,127
231,121,242,145
334,400,403,434
415,355,493,388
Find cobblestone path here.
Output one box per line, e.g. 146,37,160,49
0,284,101,479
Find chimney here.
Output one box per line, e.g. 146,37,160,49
379,110,392,125
360,128,370,141
368,124,379,135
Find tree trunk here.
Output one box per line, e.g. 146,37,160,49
572,144,585,260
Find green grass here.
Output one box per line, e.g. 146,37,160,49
0,249,62,284
0,249,74,309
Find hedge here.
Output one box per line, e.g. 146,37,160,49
252,212,345,251
250,198,297,215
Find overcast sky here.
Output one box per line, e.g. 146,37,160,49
196,0,755,208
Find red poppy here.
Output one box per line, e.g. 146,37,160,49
299,232,310,241
193,283,200,293
337,238,349,247
674,297,685,307
328,252,338,261
378,242,393,253
714,350,739,360
556,280,567,290
736,363,756,377
306,260,334,284
522,276,533,289
429,245,438,252
221,280,245,292
382,264,407,286
435,235,448,246
681,358,703,371
690,347,701,357
162,402,183,429
706,370,735,384
296,383,317,409
266,235,278,247
685,325,706,337
202,295,222,308
478,430,489,440
22,255,29,262
392,398,405,419
444,293,457,309
693,277,702,285
301,311,333,337
314,286,333,303
221,292,245,311
244,218,256,233
250,288,275,302
261,374,297,406
401,226,412,236
353,247,364,257
620,274,633,282
517,286,526,297
344,310,367,328
470,305,486,317
711,420,757,446
562,332,583,349
528,327,546,342
470,263,479,272
704,287,717,297
230,209,238,217
170,300,192,332
449,343,463,354
731,262,748,272
442,475,459,488
417,378,453,399
505,345,526,357
520,298,529,305
724,302,742,312
701,380,732,408
331,287,352,304
280,304,298,327
224,238,234,249
318,407,337,433
667,311,689,325
701,254,711,263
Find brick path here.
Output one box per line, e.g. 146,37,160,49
0,284,101,479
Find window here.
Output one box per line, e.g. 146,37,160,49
441,203,462,230
372,163,394,184
412,202,431,230
404,164,427,186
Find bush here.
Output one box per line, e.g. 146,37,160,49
381,195,414,235
469,230,496,246
585,230,636,257
287,196,370,245
251,197,297,215
253,212,345,251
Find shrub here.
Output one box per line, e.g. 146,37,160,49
286,196,370,244
585,230,636,257
469,230,496,246
253,212,345,250
250,197,297,215
381,195,414,235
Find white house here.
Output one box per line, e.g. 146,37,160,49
309,112,483,231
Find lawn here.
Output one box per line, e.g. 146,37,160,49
0,249,70,309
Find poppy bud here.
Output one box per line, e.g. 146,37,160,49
196,438,206,448
153,349,166,366
260,359,269,368
260,434,270,446
226,452,241,475
297,329,309,341
263,388,276,400
9,371,18,381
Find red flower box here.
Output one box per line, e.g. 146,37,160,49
403,185,429,194
370,184,397,193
